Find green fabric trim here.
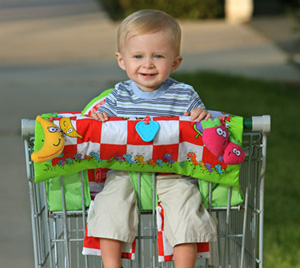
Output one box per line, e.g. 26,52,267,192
34,121,45,152
46,170,91,211
198,179,244,209
129,171,157,211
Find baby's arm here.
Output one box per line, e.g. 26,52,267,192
184,107,212,122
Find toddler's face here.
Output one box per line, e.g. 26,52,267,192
116,30,182,92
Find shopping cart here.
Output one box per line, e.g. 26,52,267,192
21,115,270,268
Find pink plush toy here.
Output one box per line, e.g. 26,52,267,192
223,138,245,165
201,118,229,156
201,118,245,165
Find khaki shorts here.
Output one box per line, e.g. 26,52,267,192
156,177,217,247
87,171,217,247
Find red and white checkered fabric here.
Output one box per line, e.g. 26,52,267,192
51,113,225,171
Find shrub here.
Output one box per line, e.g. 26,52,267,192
98,0,224,21
99,0,124,20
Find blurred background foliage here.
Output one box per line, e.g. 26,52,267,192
98,0,300,21
98,0,225,20
253,0,299,15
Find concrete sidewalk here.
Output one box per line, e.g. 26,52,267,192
1,11,300,81
0,0,299,267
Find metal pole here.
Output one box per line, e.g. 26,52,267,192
25,139,39,268
224,186,232,267
137,172,142,268
80,171,89,268
258,134,267,268
240,187,249,268
60,176,70,268
152,173,157,268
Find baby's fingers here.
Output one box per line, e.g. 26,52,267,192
98,112,109,122
91,112,100,120
192,111,211,122
91,112,109,122
204,112,212,120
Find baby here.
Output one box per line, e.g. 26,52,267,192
88,9,217,268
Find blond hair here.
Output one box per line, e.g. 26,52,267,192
117,9,181,55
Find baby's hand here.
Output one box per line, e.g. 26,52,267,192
91,111,109,122
184,107,211,122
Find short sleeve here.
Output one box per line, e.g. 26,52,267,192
186,86,206,112
97,89,118,116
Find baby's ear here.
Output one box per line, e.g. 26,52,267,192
171,56,183,71
116,52,126,70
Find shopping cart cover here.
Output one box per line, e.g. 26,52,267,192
33,111,244,187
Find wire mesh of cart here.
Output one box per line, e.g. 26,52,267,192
21,115,270,268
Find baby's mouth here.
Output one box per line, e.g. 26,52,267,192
140,73,157,77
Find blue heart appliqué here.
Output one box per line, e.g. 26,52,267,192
135,119,160,142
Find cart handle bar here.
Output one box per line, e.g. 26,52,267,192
21,115,271,140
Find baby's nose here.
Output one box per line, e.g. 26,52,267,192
143,58,154,68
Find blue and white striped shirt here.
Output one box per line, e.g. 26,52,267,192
97,77,206,117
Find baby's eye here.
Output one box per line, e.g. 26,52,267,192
154,55,163,59
134,55,142,59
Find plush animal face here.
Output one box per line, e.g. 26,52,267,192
31,116,65,163
223,141,245,165
201,118,229,156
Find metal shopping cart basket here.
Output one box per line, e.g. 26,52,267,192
21,115,271,268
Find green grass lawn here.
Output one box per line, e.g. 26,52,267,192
173,71,300,268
